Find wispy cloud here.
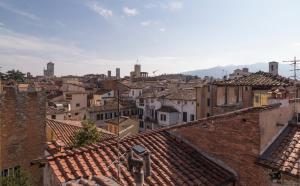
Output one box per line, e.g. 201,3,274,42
140,20,158,27
0,22,4,27
163,1,183,11
0,27,184,76
0,1,40,20
123,7,138,16
159,28,166,32
144,3,157,9
56,20,66,27
85,0,113,18
147,1,183,11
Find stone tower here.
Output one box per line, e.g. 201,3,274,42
269,61,278,76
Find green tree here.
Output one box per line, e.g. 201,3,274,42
0,168,32,186
73,120,101,147
0,72,6,80
6,69,25,82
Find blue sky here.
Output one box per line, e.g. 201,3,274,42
0,0,300,76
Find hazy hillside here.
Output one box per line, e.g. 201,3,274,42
183,63,292,78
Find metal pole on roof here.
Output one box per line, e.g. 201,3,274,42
117,90,120,181
283,57,300,120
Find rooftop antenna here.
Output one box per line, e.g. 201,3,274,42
107,90,131,183
283,56,300,119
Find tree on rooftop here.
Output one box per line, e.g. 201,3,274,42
6,69,25,82
73,119,101,147
0,72,6,81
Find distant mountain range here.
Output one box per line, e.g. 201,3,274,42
183,62,293,78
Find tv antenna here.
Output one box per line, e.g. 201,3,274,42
283,56,300,117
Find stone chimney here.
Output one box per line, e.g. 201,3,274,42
127,145,151,186
269,61,279,76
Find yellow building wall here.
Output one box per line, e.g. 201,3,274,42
46,126,57,142
253,91,270,107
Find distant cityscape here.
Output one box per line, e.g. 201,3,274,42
2,59,300,185
2,0,300,185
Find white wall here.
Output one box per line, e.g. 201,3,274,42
163,99,196,122
158,111,179,126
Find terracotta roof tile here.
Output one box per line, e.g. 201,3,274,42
165,89,196,101
46,119,115,147
213,71,293,87
46,129,236,185
257,124,300,177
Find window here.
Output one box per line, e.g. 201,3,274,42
183,112,187,122
51,115,56,119
132,91,134,96
160,114,166,121
76,103,80,107
108,92,111,96
75,113,79,116
139,98,144,106
190,114,195,121
1,169,8,177
255,95,259,103
139,121,144,128
139,91,142,96
177,101,181,104
115,112,118,117
1,166,20,177
207,113,210,117
207,98,210,107
110,113,113,118
105,113,109,119
184,101,187,105
66,94,72,101
245,86,249,91
97,114,101,120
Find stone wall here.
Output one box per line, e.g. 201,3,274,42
0,86,46,186
43,164,60,186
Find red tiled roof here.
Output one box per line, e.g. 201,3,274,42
46,119,115,147
213,71,293,87
46,106,66,115
46,129,236,185
166,89,196,101
257,124,300,178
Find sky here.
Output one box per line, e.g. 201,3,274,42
1,0,300,76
